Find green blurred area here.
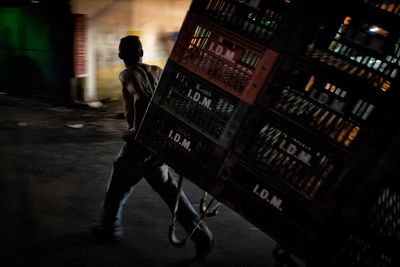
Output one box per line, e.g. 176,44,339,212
0,4,72,100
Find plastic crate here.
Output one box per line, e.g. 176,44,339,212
213,159,325,261
305,12,400,93
330,232,395,267
328,184,400,267
151,61,250,149
136,105,227,190
270,65,384,153
368,186,400,241
170,14,279,104
236,116,346,200
189,0,291,44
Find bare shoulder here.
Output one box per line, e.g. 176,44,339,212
119,69,129,82
142,64,163,77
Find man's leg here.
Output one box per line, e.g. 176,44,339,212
92,143,143,241
144,164,213,259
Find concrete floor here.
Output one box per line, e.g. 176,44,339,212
0,94,284,267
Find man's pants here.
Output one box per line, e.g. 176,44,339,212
100,142,211,241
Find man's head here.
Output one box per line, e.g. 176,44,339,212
118,35,144,65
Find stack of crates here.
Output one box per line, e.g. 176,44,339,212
136,0,400,266
136,0,288,190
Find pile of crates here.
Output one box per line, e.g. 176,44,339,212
136,0,400,266
137,0,283,189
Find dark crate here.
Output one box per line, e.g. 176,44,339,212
328,183,400,267
236,115,348,201
188,0,292,44
326,133,400,267
304,9,400,93
136,105,227,191
367,186,400,242
269,65,387,156
169,13,279,104
329,232,396,267
151,61,250,149
213,160,327,261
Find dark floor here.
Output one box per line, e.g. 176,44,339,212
0,94,295,267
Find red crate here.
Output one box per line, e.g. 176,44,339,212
170,14,279,104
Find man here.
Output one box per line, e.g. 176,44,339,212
91,36,213,260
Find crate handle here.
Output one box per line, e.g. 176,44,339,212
169,175,219,247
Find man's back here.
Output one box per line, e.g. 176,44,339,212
119,63,163,135
119,63,163,99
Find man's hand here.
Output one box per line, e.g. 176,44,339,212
122,128,136,142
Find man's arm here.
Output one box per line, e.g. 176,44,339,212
120,71,149,141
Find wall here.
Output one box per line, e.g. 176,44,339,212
71,0,191,102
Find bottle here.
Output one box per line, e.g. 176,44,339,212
208,0,219,17
315,110,331,131
281,160,296,181
287,96,304,115
266,148,280,167
304,174,317,194
395,2,400,14
225,3,236,23
294,99,310,117
303,102,319,123
348,65,359,76
323,113,337,135
361,103,375,120
278,156,291,177
343,125,360,147
336,120,352,144
309,163,334,197
270,151,285,171
304,156,328,194
328,40,338,51
380,1,388,10
309,107,323,127
291,167,308,188
290,163,305,185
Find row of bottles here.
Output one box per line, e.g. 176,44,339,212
273,79,375,148
331,15,400,74
193,0,283,41
307,49,392,91
162,92,226,138
363,0,400,14
328,40,400,79
182,24,262,93
306,13,400,92
247,122,336,198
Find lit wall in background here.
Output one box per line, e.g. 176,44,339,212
71,0,191,102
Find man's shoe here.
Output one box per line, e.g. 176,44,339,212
91,224,123,242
